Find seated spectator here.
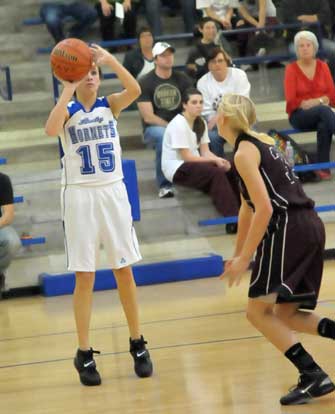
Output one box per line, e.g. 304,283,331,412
197,0,240,55
95,0,141,46
284,31,335,180
0,173,21,294
137,42,193,199
278,0,335,82
162,88,239,233
329,0,335,40
186,17,220,82
202,0,239,29
123,26,155,80
97,0,161,38
197,46,250,157
39,1,98,43
235,0,278,58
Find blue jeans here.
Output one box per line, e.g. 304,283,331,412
208,126,225,158
142,0,161,36
40,2,97,43
290,106,335,163
0,226,20,274
143,0,196,36
180,0,197,33
143,126,172,189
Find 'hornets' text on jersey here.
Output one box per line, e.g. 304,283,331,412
60,97,123,185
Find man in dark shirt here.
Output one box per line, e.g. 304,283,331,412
137,42,192,198
0,173,20,293
278,0,335,80
123,26,155,80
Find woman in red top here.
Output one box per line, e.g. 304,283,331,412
284,30,335,180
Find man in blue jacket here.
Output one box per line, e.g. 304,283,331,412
0,173,20,294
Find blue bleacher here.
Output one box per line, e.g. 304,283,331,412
22,17,43,25
40,253,223,296
199,161,335,227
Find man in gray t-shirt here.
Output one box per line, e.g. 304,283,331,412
137,42,192,198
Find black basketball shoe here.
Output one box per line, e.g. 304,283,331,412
280,368,335,405
0,273,5,299
74,348,101,386
225,223,238,234
129,335,153,378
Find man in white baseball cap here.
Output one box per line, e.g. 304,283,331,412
152,42,176,58
137,41,192,198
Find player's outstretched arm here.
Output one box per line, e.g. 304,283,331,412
91,44,141,118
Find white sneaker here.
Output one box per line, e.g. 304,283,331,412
158,187,174,199
256,47,266,57
240,64,253,72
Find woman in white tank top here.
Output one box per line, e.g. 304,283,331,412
45,44,153,386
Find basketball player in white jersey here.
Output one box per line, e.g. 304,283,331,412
45,44,153,386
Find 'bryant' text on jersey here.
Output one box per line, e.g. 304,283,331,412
67,119,116,145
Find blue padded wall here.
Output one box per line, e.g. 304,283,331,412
39,254,223,297
122,159,140,221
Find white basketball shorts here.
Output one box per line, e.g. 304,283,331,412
61,180,142,272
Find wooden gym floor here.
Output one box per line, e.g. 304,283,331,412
1,261,335,414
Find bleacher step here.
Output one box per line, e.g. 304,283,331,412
5,233,233,289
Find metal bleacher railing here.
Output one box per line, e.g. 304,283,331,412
13,196,46,246
50,21,324,100
0,65,10,164
199,161,335,227
38,20,323,56
0,66,44,247
0,65,13,101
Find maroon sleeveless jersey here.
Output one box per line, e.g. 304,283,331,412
234,133,314,211
234,132,324,309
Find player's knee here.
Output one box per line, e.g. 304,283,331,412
75,272,95,290
247,302,272,324
274,308,287,322
246,307,259,325
274,305,295,323
114,266,135,286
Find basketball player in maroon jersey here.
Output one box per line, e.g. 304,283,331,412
218,93,335,405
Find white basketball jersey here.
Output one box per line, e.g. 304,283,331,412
60,97,123,186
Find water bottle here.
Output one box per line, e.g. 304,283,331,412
285,141,295,167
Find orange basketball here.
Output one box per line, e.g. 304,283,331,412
50,38,93,82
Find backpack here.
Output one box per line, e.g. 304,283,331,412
267,129,319,183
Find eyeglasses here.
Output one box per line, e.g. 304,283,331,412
210,58,226,65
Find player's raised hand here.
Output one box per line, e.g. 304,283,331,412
62,78,83,88
54,75,83,93
90,43,114,66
